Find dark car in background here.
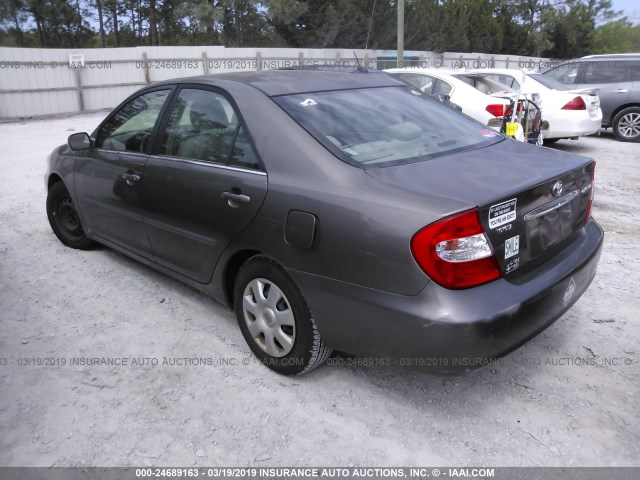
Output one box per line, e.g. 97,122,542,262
544,54,640,141
45,70,603,375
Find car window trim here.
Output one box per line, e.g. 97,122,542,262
145,155,267,176
152,83,265,172
91,84,177,154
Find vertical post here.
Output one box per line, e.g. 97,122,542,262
256,51,262,71
202,51,209,75
73,67,84,112
397,0,404,67
299,51,304,67
141,52,150,85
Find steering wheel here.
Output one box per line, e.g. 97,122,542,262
126,132,150,153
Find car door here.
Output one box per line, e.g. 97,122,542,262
575,61,632,124
141,86,268,283
74,87,173,257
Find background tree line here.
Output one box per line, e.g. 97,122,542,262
1,0,638,58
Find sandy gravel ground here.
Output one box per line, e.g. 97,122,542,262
0,112,638,467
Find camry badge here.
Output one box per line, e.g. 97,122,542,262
551,180,563,198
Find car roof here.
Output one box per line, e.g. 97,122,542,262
154,69,405,97
579,53,640,60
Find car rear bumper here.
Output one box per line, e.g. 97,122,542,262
546,110,602,138
288,219,604,371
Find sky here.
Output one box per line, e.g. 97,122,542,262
611,0,640,24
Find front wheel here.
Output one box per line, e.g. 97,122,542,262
612,107,640,142
46,182,95,250
234,257,332,375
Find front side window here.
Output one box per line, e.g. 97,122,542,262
544,63,580,84
159,88,260,170
96,89,170,152
275,86,502,168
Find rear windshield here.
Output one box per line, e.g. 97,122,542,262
452,74,515,95
274,86,502,168
528,73,570,90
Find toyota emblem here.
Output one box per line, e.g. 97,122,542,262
551,180,563,198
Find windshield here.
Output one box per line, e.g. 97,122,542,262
274,86,502,168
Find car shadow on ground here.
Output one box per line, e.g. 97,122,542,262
545,129,617,153
91,237,577,401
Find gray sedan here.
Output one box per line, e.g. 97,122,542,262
45,70,603,374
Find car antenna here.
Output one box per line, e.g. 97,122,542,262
357,0,378,72
353,51,365,72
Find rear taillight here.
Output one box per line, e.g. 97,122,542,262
486,104,506,117
411,209,501,289
585,162,595,223
486,102,524,117
562,97,586,110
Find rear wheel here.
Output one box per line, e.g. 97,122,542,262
543,138,560,145
46,182,95,250
612,107,640,142
234,257,332,375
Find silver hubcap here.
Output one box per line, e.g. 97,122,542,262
618,112,640,138
242,278,295,357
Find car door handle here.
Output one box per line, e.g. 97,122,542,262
121,172,140,186
614,89,629,93
222,191,251,208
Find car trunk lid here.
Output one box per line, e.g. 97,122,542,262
365,139,595,279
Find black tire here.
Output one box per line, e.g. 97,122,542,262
234,257,332,375
612,107,640,142
543,138,560,145
46,182,95,250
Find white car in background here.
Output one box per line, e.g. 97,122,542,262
385,68,516,126
460,69,602,143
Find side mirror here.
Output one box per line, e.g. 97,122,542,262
68,132,92,150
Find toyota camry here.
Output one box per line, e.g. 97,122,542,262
45,70,604,374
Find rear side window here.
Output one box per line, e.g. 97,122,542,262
274,86,501,168
159,88,260,170
393,73,436,93
632,61,640,81
433,79,453,95
582,62,630,83
486,74,518,89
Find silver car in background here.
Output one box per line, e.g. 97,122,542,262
543,54,640,142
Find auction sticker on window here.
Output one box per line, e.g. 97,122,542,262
489,198,517,229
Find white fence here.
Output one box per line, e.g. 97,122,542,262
0,46,552,119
